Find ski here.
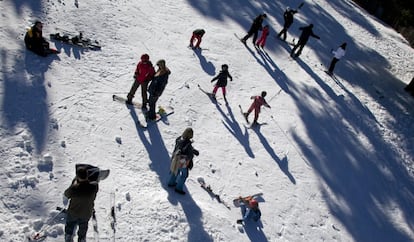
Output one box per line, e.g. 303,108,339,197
238,105,249,124
233,193,263,207
28,207,66,241
197,177,231,210
50,32,101,50
198,84,221,105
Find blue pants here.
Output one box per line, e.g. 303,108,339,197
168,168,188,191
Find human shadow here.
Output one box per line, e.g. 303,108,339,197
251,126,296,184
192,49,215,76
215,103,255,158
127,106,212,241
1,48,59,153
240,216,268,242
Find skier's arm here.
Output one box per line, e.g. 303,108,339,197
228,73,233,81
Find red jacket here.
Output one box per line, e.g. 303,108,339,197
135,61,155,84
251,95,270,110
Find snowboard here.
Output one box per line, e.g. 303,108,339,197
233,193,263,207
75,164,110,182
112,94,143,109
197,177,231,210
50,32,101,50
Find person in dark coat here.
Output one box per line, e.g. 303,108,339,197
64,167,99,242
290,24,320,58
24,21,51,57
211,64,233,103
168,128,199,195
241,14,267,45
277,7,298,41
189,29,206,49
147,59,170,120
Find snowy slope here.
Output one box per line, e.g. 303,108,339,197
1,0,414,241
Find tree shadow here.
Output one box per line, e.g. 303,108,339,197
251,126,296,184
1,48,59,153
126,106,212,241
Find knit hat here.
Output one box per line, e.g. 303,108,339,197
182,128,193,140
141,54,150,61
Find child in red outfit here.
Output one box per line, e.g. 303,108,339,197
244,91,271,124
127,54,155,109
189,29,206,49
256,25,269,48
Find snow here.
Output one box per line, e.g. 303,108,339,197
1,0,414,241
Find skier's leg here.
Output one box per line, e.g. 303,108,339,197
222,87,227,102
77,218,89,242
167,172,177,187
252,31,259,44
189,34,196,47
195,36,202,48
127,81,140,103
296,44,305,57
140,81,149,108
175,168,188,193
147,95,158,120
328,58,339,74
253,108,259,123
64,214,77,242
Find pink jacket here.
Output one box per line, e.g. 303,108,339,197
135,61,155,84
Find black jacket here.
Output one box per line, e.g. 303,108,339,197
211,70,232,87
298,25,320,44
249,15,265,33
148,69,171,97
24,26,49,56
283,9,297,27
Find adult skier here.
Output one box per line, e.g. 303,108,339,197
211,64,233,103
327,42,347,75
126,54,155,109
290,24,320,58
241,14,267,45
168,128,199,195
64,167,99,242
277,7,298,41
147,59,170,120
243,91,271,125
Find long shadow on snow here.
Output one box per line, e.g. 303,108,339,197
289,59,414,241
251,126,296,184
192,49,215,76
242,218,268,242
127,106,212,242
1,49,59,153
214,102,255,158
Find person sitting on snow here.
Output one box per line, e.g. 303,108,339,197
24,20,51,57
237,198,262,224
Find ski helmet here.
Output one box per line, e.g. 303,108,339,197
141,54,150,61
222,64,228,70
261,91,267,97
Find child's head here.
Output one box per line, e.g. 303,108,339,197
221,64,229,71
261,91,267,97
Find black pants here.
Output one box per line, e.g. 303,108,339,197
242,30,259,44
328,58,340,73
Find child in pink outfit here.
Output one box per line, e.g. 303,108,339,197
244,91,271,124
256,25,270,48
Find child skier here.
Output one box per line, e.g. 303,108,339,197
243,91,271,125
211,64,233,103
256,25,270,48
189,29,206,49
236,198,262,224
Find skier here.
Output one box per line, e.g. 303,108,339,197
168,128,200,195
243,91,271,125
290,24,320,58
236,198,262,224
277,7,298,41
256,25,270,48
241,14,267,45
211,64,233,103
147,59,170,120
189,29,206,49
24,20,52,57
64,166,99,242
126,54,155,109
327,42,347,75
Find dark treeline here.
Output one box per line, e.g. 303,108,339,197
353,0,414,47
